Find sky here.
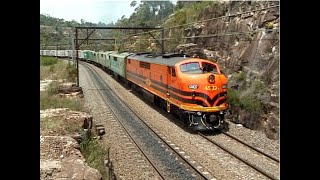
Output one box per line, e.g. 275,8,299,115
40,0,141,24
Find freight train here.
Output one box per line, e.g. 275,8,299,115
40,49,229,131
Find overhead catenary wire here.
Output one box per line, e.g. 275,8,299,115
41,4,279,52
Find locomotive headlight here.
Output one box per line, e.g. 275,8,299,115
208,74,215,83
188,84,198,90
222,84,228,89
197,112,202,116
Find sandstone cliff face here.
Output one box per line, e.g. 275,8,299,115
170,1,279,139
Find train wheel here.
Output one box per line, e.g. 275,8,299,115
127,81,132,88
154,96,161,107
178,112,189,127
183,118,190,127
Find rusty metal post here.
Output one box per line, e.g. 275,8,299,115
161,29,164,54
76,28,79,87
87,29,89,45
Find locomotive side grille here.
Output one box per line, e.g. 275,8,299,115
139,61,151,69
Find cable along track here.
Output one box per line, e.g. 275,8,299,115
81,62,216,180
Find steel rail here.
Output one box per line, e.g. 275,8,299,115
198,132,278,180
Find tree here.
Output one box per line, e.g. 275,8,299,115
80,19,86,25
130,0,137,7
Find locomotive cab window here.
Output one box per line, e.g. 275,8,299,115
179,62,202,74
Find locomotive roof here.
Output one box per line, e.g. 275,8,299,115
110,52,135,58
128,53,193,67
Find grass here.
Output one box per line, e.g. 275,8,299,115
40,114,81,134
40,56,58,66
40,92,84,111
40,116,64,131
41,79,83,111
80,131,108,179
40,58,77,82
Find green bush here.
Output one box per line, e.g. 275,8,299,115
227,88,262,113
233,71,246,82
40,56,58,66
227,88,241,107
240,94,262,112
252,80,267,94
66,64,77,81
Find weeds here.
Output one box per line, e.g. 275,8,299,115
227,88,262,113
80,131,108,179
233,71,246,82
227,88,241,107
46,81,60,96
252,80,267,94
40,92,84,111
240,93,262,112
40,56,58,66
66,63,77,81
40,116,63,130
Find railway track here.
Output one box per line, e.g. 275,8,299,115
222,131,279,163
81,61,216,180
198,132,279,180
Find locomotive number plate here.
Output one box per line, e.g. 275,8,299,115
205,85,218,90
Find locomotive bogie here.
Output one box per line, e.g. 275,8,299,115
181,111,226,131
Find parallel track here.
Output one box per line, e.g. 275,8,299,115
222,131,280,163
198,132,279,180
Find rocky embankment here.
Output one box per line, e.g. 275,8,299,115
40,109,102,180
40,81,102,180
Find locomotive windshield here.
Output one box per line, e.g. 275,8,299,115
180,62,202,74
180,62,218,74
